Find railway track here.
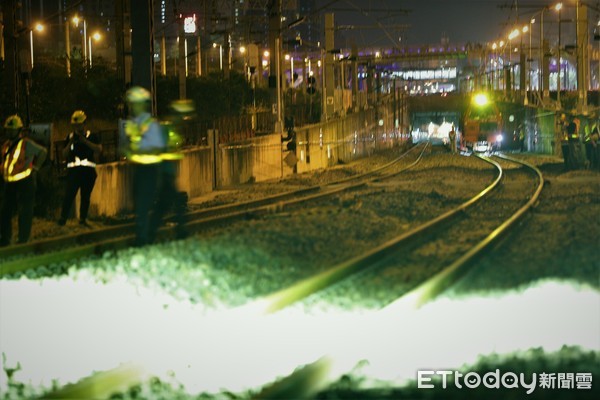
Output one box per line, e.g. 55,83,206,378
251,153,544,398
250,153,543,313
0,142,428,277
30,151,544,399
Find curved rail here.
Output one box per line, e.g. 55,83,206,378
251,154,502,314
389,153,544,310
252,154,544,400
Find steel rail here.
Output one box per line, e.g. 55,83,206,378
0,143,428,276
389,153,544,310
0,143,424,261
253,154,502,314
253,154,544,399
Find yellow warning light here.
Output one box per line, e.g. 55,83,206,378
473,93,489,107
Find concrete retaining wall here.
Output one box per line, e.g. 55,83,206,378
88,102,401,217
89,147,213,217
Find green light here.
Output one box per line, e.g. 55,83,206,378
473,93,489,107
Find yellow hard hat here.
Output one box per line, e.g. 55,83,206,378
4,115,23,129
170,99,195,114
126,86,151,103
71,110,87,124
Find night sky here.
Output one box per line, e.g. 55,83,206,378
329,0,560,47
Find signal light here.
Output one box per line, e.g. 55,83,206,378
473,93,489,107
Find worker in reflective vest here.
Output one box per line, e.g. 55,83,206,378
58,110,102,226
0,115,47,246
123,86,166,246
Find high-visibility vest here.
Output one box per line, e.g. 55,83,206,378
67,130,97,168
584,125,594,142
160,123,184,161
125,116,163,164
2,139,33,182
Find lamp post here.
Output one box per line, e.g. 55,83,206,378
29,22,44,69
539,7,549,99
528,19,534,91
508,28,520,95
285,54,295,87
499,40,505,91
240,45,248,80
89,32,101,68
492,42,498,90
72,15,88,67
521,24,529,101
213,42,223,70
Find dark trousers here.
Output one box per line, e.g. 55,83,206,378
133,163,161,246
150,161,188,239
593,145,600,170
60,166,97,222
0,175,36,245
585,142,594,169
568,141,582,170
561,142,571,171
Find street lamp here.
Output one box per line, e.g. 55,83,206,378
521,24,529,101
213,42,223,70
29,22,44,69
239,46,249,80
533,7,550,98
528,18,535,91
89,32,102,68
285,54,295,87
70,15,88,67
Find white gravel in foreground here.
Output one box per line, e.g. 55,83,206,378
0,277,597,399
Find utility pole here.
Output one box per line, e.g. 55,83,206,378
115,0,131,89
160,33,167,76
268,0,283,133
324,13,335,120
1,10,5,61
576,1,588,113
543,39,550,99
130,0,156,114
2,0,20,114
178,16,186,99
65,19,71,77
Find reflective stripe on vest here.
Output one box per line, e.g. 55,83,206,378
129,154,163,164
160,152,184,161
126,116,163,164
67,156,97,168
3,139,33,182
